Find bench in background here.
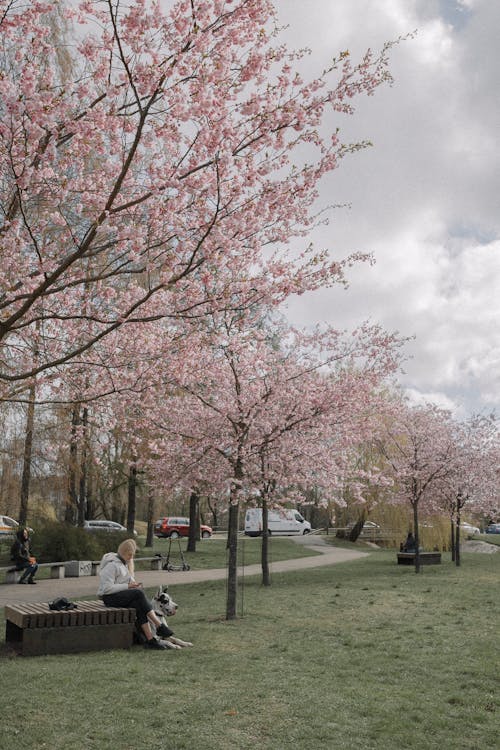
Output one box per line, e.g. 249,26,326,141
2,562,66,584
397,551,442,565
90,555,163,575
2,555,165,583
4,600,136,656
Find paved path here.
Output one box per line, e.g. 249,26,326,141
0,539,369,606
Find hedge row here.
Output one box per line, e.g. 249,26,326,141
29,521,137,563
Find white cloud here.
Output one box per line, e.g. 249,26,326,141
277,0,500,416
404,386,461,414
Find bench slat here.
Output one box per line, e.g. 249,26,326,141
80,601,105,625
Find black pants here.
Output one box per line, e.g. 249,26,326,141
17,561,38,582
102,589,153,625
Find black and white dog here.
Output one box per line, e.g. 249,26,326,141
151,585,193,650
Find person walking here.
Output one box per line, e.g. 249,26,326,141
97,538,170,650
11,527,38,584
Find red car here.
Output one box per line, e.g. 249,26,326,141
154,516,213,539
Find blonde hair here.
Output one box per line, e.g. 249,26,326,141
117,538,137,575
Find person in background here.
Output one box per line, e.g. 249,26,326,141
402,531,416,552
97,538,170,651
11,527,38,584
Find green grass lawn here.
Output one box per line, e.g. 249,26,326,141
146,534,322,570
1,548,498,750
481,533,500,546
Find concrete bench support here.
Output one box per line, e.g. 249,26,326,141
91,561,100,576
5,569,21,584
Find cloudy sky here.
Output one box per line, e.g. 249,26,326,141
276,0,500,417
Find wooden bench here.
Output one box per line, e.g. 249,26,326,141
2,562,66,584
397,551,442,565
4,600,136,656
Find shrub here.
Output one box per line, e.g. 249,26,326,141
31,521,134,562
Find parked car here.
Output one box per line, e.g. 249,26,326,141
0,515,34,536
344,520,381,537
460,522,480,535
84,519,137,536
485,523,500,534
0,514,20,536
345,521,380,537
154,517,213,539
359,521,381,537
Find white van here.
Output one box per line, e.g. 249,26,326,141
244,507,311,536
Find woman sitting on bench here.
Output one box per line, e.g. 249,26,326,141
11,527,38,584
402,532,416,552
97,538,170,650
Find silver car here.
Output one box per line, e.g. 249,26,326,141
84,519,137,536
460,522,480,536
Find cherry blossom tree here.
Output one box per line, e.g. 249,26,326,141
377,400,458,573
433,415,499,566
330,440,395,542
246,356,402,585
129,313,403,616
0,0,396,401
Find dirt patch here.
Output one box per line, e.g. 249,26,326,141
462,540,499,554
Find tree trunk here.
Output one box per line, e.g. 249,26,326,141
413,502,421,574
111,434,123,522
455,511,461,567
187,490,200,552
226,500,239,620
126,463,137,535
65,406,80,524
19,381,36,527
261,499,271,586
207,496,218,530
77,406,88,527
145,485,155,548
86,462,95,520
348,517,365,542
450,518,456,562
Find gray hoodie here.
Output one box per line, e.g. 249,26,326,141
97,552,134,597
